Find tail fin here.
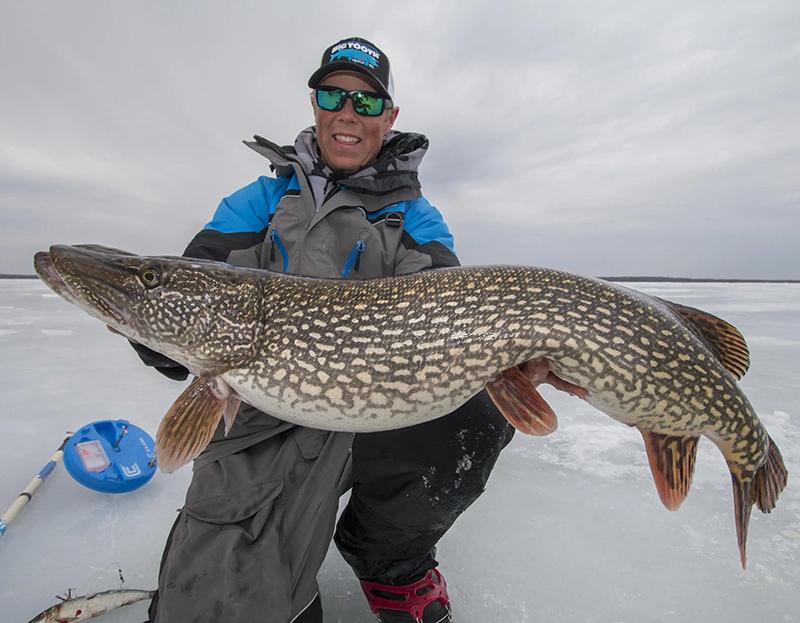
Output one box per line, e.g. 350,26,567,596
730,435,788,569
752,435,788,513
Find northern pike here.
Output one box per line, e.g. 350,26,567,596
34,244,787,567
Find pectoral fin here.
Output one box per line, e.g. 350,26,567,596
156,376,232,473
486,366,558,435
640,430,699,511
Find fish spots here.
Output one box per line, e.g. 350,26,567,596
356,371,372,384
297,360,315,373
410,390,434,402
565,338,579,349
545,338,560,349
300,381,322,396
371,392,389,406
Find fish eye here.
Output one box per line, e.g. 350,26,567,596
140,268,161,288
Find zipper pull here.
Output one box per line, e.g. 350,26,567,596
269,230,276,261
354,239,365,272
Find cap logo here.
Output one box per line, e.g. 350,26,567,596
330,40,380,69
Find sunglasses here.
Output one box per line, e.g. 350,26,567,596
314,86,390,117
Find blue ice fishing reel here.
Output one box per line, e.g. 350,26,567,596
63,419,157,493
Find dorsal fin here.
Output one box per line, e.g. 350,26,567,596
656,297,750,380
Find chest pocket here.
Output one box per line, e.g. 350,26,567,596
262,192,407,279
260,192,307,273
320,207,406,280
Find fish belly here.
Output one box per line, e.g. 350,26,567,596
222,368,481,433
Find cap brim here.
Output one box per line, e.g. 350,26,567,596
308,62,391,99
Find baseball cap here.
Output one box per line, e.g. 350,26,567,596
308,37,395,100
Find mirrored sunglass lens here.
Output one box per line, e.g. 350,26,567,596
316,89,345,110
351,92,383,116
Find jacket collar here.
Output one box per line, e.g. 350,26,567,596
245,128,427,199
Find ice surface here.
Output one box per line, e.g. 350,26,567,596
1,280,798,622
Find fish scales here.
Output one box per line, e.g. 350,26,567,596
215,265,767,476
34,244,787,567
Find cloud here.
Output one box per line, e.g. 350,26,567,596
1,0,798,277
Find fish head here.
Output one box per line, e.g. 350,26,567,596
35,244,263,376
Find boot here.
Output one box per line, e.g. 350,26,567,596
360,568,453,623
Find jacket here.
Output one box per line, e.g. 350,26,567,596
186,132,460,278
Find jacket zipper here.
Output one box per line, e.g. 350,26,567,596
341,240,366,278
269,229,289,273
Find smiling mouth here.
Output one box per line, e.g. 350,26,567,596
334,134,361,145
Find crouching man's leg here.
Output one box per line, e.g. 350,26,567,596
148,423,353,623
334,390,514,622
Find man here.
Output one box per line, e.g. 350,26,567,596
134,37,514,623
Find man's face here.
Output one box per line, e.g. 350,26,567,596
311,72,400,174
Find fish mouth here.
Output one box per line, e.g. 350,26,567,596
34,245,129,327
34,250,73,299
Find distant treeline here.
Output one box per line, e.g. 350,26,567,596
2,274,798,283
602,276,800,283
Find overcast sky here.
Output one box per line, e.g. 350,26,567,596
1,0,798,277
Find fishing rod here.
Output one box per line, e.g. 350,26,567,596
0,435,71,537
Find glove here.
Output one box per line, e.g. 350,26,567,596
128,340,190,381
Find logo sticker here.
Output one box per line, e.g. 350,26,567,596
121,463,142,478
330,40,380,69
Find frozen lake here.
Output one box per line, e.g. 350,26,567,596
0,279,798,622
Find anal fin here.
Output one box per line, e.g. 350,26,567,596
156,376,228,473
486,366,558,435
640,430,699,511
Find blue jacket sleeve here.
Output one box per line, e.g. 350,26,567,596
204,175,291,233
184,175,292,262
396,197,459,271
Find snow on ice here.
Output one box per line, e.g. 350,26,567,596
1,279,798,622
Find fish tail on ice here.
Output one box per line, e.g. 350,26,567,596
751,435,788,513
730,435,787,569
